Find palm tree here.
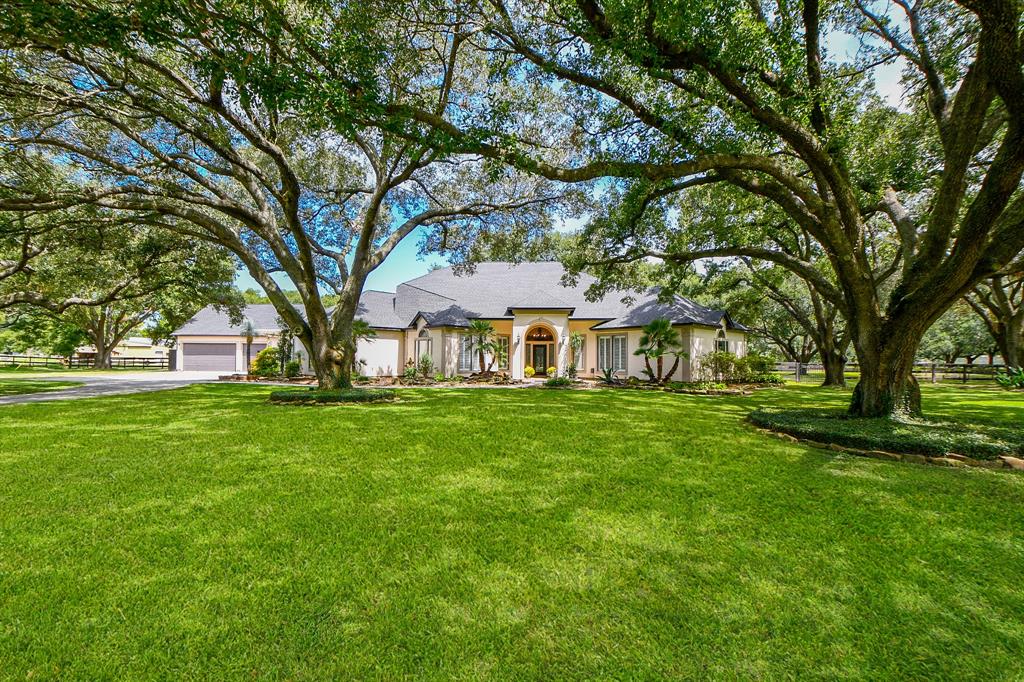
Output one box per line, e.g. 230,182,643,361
634,318,686,383
239,318,256,371
568,331,585,377
467,319,495,373
349,319,377,372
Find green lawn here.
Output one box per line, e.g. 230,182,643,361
1,383,1022,678
0,378,82,396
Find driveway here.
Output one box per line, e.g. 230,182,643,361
0,371,223,405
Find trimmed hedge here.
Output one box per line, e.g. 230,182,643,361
269,388,397,405
749,408,1024,460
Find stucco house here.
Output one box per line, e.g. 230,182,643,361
172,262,748,379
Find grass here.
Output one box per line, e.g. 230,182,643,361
269,387,397,404
0,378,82,396
0,382,1022,678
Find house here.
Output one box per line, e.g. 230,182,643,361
75,336,168,361
172,262,748,379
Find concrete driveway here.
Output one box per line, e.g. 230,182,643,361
0,371,224,405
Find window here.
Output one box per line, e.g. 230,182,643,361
598,334,627,372
459,334,475,371
416,328,432,362
716,329,728,353
496,335,510,370
573,338,585,367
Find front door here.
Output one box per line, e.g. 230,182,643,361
531,344,547,374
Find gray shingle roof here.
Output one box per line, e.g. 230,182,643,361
174,262,746,335
590,289,747,330
414,305,473,328
173,304,287,336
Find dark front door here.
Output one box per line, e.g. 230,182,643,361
531,344,547,374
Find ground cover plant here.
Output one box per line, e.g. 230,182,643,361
749,407,1024,460
0,382,1022,678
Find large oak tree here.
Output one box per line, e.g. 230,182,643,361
370,0,1024,416
0,0,564,388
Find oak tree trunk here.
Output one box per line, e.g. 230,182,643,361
820,348,847,387
848,337,922,417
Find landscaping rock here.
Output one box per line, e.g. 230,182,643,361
928,457,965,467
866,450,902,461
902,453,929,465
998,456,1024,471
943,453,969,461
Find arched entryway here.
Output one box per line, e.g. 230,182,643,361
525,325,556,376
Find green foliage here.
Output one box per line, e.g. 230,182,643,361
634,318,686,382
599,367,618,385
749,408,1024,460
402,364,419,380
284,359,302,378
417,353,434,378
918,304,993,362
250,346,281,377
700,351,739,382
995,367,1024,389
268,388,396,405
543,376,574,388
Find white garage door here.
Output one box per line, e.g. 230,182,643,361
182,343,236,371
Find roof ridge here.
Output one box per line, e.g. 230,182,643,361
397,281,458,301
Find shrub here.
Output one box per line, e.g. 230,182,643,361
284,359,302,378
599,368,618,385
566,363,578,379
743,353,776,375
996,367,1024,389
269,388,396,405
250,346,281,377
418,353,434,378
749,408,1024,460
544,376,574,388
747,371,785,385
700,351,737,382
434,373,447,382
402,364,418,380
524,366,536,378
546,366,557,376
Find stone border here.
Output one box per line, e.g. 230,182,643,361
750,421,1024,471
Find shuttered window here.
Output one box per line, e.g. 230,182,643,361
598,335,627,372
459,334,474,371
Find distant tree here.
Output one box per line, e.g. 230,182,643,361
1,220,239,367
918,304,993,364
966,274,1024,368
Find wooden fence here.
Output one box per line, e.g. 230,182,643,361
0,354,169,370
775,361,1006,383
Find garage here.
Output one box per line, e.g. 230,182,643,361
181,343,237,371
